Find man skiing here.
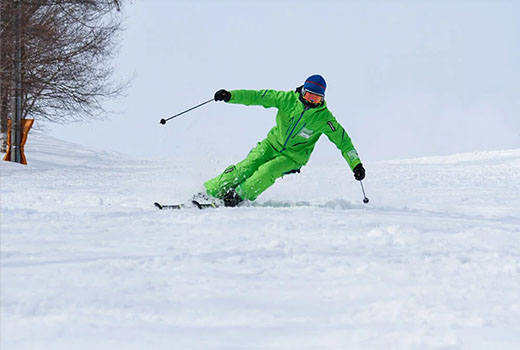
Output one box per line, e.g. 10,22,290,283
200,74,366,207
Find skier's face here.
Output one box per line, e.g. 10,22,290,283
302,88,324,105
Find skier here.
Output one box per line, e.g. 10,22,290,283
199,74,366,207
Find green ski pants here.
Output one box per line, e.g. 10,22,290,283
204,139,301,201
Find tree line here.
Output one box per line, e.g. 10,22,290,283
0,0,125,151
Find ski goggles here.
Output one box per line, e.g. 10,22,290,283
302,88,324,105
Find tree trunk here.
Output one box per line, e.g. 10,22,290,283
0,2,13,152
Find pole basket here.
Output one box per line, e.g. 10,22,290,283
3,119,34,165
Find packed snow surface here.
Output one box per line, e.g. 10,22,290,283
1,132,519,349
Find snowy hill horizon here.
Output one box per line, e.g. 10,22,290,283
1,132,519,349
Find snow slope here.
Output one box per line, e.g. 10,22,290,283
1,132,519,349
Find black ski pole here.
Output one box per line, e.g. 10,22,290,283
360,181,369,204
160,98,214,125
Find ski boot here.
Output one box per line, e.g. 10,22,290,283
222,188,243,207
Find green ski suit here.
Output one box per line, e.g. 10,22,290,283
204,89,362,201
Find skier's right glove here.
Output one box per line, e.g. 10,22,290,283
353,163,366,181
214,89,231,102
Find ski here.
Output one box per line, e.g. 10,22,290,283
154,201,218,210
192,200,218,209
154,202,185,210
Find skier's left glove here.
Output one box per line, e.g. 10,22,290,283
353,163,365,181
214,89,231,102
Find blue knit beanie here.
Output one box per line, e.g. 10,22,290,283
303,74,326,95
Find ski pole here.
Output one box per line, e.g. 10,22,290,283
159,98,214,125
360,180,369,204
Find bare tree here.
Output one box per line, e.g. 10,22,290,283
0,0,15,151
1,0,126,151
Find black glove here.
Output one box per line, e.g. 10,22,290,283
214,89,231,102
353,163,365,181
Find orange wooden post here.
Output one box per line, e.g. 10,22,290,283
3,119,34,165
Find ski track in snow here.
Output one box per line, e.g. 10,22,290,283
1,132,520,349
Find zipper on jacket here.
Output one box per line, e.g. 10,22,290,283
281,107,308,152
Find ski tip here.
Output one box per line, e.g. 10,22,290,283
154,202,163,210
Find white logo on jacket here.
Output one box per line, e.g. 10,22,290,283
298,127,314,139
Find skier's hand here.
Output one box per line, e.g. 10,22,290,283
353,163,365,181
214,89,231,102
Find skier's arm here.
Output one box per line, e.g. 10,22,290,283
227,89,290,109
323,116,362,171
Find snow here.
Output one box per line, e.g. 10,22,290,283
1,132,519,349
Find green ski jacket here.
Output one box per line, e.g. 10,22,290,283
228,89,362,170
